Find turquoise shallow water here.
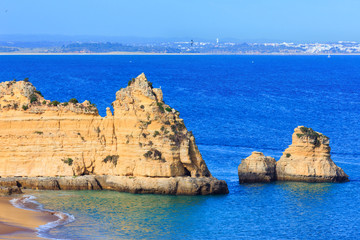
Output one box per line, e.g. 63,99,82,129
27,179,360,240
1,55,360,239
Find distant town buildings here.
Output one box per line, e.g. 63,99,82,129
1,40,360,54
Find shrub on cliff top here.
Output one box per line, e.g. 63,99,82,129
22,104,28,110
34,90,43,97
128,78,135,86
69,98,78,104
296,126,329,147
298,127,320,138
50,100,60,106
297,126,328,139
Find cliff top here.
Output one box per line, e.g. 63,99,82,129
0,78,98,115
0,73,166,117
293,126,329,147
0,73,214,180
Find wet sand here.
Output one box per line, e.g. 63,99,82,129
0,197,57,239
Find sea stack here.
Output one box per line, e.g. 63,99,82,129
238,152,276,183
238,126,349,183
0,74,228,195
276,126,348,182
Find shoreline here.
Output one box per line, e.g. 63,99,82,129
0,195,62,239
0,176,229,195
1,52,360,56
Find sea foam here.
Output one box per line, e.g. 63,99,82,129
10,195,75,240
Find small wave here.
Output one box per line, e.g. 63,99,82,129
334,161,360,166
198,143,360,158
10,195,75,240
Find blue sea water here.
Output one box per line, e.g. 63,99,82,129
0,55,360,239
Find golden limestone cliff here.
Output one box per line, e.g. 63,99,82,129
238,126,349,183
0,74,228,195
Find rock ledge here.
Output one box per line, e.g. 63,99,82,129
0,176,229,195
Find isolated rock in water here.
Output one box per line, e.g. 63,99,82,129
238,151,276,183
0,74,228,195
276,126,349,182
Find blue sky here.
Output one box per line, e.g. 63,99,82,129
1,0,359,42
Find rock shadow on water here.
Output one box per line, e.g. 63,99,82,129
275,181,334,199
238,180,335,200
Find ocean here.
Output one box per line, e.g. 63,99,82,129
1,55,359,239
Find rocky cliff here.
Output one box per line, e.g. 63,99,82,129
0,74,228,195
238,126,349,183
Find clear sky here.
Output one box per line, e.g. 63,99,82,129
1,0,360,42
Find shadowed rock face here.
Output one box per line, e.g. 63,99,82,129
238,152,276,183
0,74,228,195
0,186,23,196
238,126,349,183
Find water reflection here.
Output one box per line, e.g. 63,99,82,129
274,181,335,215
276,181,333,199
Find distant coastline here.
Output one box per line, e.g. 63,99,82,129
1,52,360,56
2,40,360,55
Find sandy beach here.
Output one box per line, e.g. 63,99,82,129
0,196,58,239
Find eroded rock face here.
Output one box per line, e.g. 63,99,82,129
238,152,276,183
276,126,348,182
0,176,229,195
0,74,227,195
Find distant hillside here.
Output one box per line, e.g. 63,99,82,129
1,40,360,54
